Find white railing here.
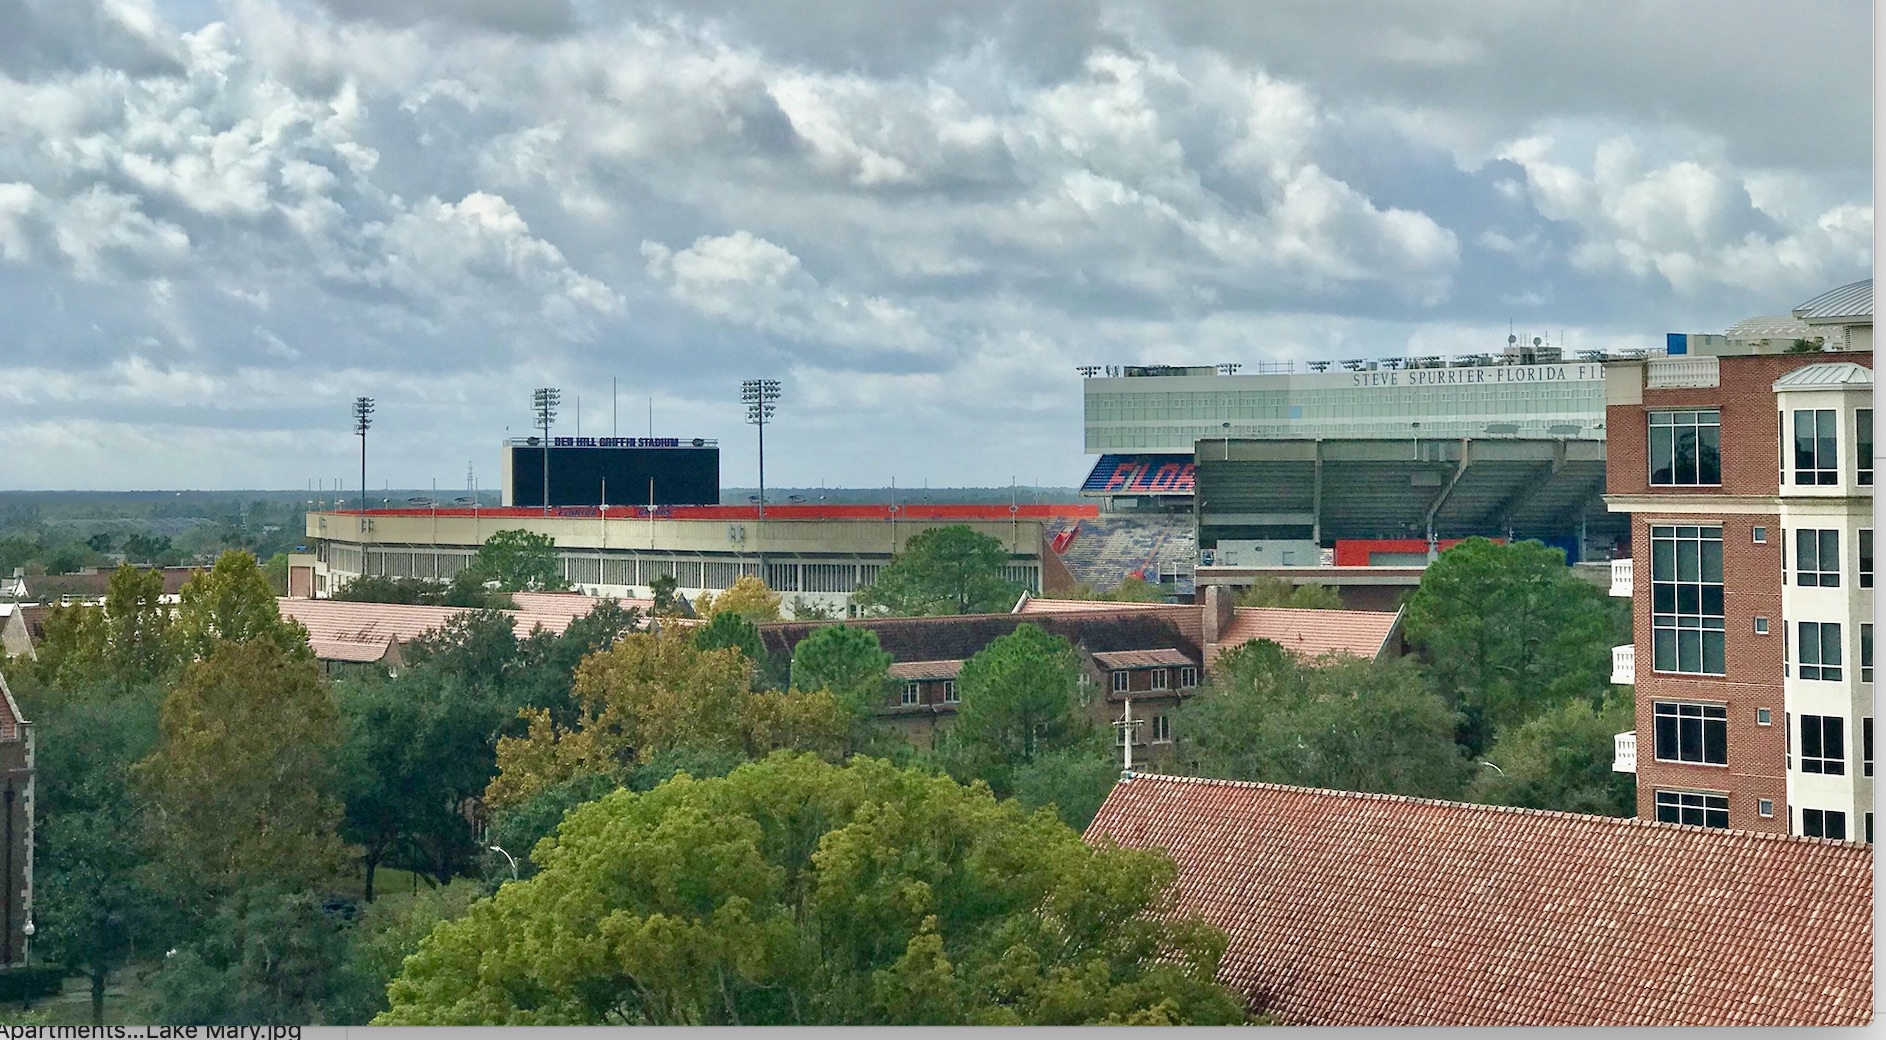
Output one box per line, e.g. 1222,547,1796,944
1611,644,1635,685
1613,732,1637,773
1609,558,1633,598
1646,356,1720,389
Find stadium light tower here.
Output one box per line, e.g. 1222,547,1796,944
351,396,374,513
741,379,781,517
533,387,561,515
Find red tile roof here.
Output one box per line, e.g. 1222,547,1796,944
1215,606,1399,662
277,595,619,664
1085,773,1874,1027
886,660,965,681
0,669,25,742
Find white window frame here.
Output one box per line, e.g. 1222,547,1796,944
1151,714,1171,743
901,681,921,706
941,679,958,703
1178,665,1198,688
1792,408,1838,485
1150,668,1170,691
1112,669,1129,693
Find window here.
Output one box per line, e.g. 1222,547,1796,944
1112,670,1129,693
1178,666,1198,688
1115,723,1129,746
1868,813,1875,845
901,682,920,706
1861,530,1873,588
1756,707,1772,726
1649,410,1721,485
1752,525,1767,543
1792,408,1838,484
1151,714,1171,743
1786,713,1792,768
1865,717,1873,777
1802,808,1846,840
1754,617,1769,635
1865,626,1874,684
1800,714,1845,775
1655,791,1729,829
1795,529,1840,586
1859,408,1873,485
942,680,959,704
1650,526,1725,675
1798,621,1843,681
1653,702,1727,765
1758,799,1775,818
1150,668,1169,691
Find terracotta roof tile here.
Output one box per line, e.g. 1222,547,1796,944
1084,773,1874,1027
760,612,1201,668
1216,607,1399,661
278,595,620,663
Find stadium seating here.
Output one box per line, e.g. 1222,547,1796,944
1054,514,1196,596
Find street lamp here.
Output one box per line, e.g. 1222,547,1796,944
533,388,561,515
741,379,781,517
352,397,374,514
488,844,519,882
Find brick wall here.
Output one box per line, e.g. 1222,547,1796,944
1631,512,1787,833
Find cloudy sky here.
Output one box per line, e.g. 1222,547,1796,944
0,0,1872,491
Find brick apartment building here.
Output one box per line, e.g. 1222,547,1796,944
1605,338,1872,839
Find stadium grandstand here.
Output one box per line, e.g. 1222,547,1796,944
292,502,1096,618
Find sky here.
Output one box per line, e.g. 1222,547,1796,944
0,0,1872,491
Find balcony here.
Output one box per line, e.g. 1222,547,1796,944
1646,355,1720,389
1613,732,1637,773
1609,558,1633,598
1611,644,1635,685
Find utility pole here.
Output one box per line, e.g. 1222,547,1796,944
741,379,781,517
533,387,560,515
352,397,374,513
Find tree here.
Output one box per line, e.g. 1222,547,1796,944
173,550,313,663
695,575,781,622
149,888,372,1026
101,563,178,686
1066,576,1165,603
137,640,350,910
1185,643,1473,799
790,625,892,713
693,610,765,665
788,596,838,621
380,754,1247,1025
1467,691,1637,817
121,533,175,566
853,525,1020,616
85,533,115,553
262,552,290,596
1010,735,1120,831
485,630,848,809
464,529,566,592
30,688,170,1025
333,575,440,605
1235,577,1343,610
945,624,1085,795
649,574,681,617
1402,538,1625,753
25,602,107,690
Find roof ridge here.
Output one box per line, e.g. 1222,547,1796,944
1117,771,1869,851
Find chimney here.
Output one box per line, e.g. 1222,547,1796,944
1202,583,1234,646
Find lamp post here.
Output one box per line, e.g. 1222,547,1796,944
741,379,781,517
533,388,560,515
352,397,374,514
488,844,519,882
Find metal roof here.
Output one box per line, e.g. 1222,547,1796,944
1724,314,1813,340
1791,279,1872,322
1771,362,1875,391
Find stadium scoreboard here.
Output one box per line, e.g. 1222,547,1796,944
503,437,719,507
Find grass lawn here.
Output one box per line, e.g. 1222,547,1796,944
3,962,163,1026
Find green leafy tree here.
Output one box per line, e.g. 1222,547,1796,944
380,754,1247,1026
1234,577,1343,610
790,625,893,715
85,533,115,553
334,575,441,605
137,640,350,911
509,599,645,728
1066,575,1166,602
1186,642,1473,798
788,596,838,621
693,610,765,665
486,630,848,809
465,529,566,592
945,624,1086,795
25,602,107,690
1403,537,1624,753
101,563,179,686
649,574,680,616
1467,691,1637,816
1010,734,1120,831
30,688,171,1025
853,525,1021,616
149,888,372,1027
173,550,313,663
